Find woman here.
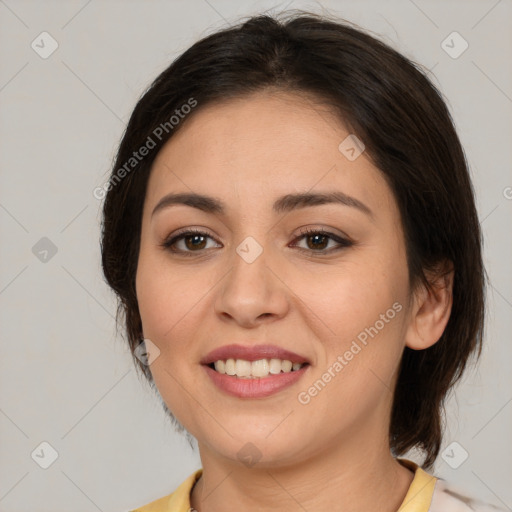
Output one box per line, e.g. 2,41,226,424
100,10,503,512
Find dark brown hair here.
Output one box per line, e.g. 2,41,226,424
100,10,485,469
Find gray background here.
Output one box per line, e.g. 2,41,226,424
0,1,511,511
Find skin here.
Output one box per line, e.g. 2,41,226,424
135,90,453,512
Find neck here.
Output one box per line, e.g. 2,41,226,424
190,428,415,512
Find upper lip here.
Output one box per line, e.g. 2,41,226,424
201,344,310,365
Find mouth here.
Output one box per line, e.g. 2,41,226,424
200,344,311,398
205,358,309,378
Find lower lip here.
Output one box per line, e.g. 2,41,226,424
203,364,309,398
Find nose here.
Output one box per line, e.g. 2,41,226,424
214,241,290,328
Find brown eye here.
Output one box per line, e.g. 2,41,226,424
305,233,329,250
183,233,207,250
160,229,221,255
292,228,353,254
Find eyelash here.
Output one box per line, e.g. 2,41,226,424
160,227,353,257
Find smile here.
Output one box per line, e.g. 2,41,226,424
203,360,310,398
210,358,307,378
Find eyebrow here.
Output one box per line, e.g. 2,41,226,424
151,191,373,218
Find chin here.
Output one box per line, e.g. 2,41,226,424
197,426,311,469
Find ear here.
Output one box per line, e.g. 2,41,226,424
405,261,454,350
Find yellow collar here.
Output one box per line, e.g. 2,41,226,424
397,458,438,512
131,468,202,511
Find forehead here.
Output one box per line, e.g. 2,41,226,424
161,90,345,157
144,91,395,219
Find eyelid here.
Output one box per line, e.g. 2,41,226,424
295,225,352,242
290,226,353,254
160,226,354,255
160,227,221,250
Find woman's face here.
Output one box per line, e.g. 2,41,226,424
136,91,414,466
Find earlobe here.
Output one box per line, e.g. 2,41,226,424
405,264,454,351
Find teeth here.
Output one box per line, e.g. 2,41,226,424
213,358,305,378
235,359,252,377
215,360,225,374
282,360,293,372
252,358,270,377
269,358,283,374
225,359,236,375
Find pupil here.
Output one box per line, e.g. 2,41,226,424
186,235,206,250
308,234,327,250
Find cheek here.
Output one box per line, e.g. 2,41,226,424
136,249,205,341
292,251,410,387
135,262,192,402
291,272,408,426
135,255,207,424
298,255,408,336
135,249,224,385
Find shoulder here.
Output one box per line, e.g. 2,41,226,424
128,492,174,512
128,468,202,512
397,459,507,512
430,478,508,512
